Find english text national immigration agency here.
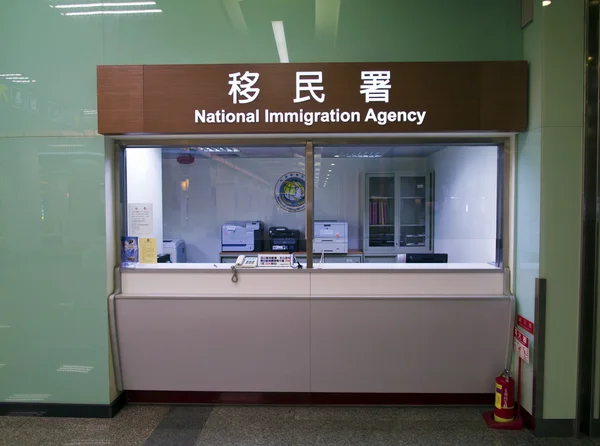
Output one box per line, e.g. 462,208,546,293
194,108,427,127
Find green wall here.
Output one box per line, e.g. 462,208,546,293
538,0,585,420
0,0,523,405
0,137,109,404
515,0,585,421
514,0,544,417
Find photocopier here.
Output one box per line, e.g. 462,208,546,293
313,221,348,254
162,239,187,263
221,221,264,252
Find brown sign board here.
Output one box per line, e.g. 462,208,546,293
97,61,527,135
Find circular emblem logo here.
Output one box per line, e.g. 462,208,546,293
274,172,306,212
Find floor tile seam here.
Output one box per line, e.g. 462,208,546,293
144,406,214,445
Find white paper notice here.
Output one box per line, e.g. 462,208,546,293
128,203,153,236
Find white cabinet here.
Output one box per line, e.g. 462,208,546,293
363,173,433,255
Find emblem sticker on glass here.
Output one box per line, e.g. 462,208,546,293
274,172,306,212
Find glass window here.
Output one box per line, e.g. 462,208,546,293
121,145,306,266
120,142,503,268
313,144,502,266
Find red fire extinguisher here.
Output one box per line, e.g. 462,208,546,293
494,369,515,423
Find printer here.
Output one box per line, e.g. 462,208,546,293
163,239,187,263
221,221,264,252
313,221,348,254
269,227,300,252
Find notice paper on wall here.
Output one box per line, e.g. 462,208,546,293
128,203,153,236
139,237,157,264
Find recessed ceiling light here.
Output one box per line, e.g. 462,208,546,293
331,163,335,166
53,1,156,8
334,155,340,158
61,8,162,15
272,21,289,63
542,0,551,5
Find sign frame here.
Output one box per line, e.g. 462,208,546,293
97,61,528,135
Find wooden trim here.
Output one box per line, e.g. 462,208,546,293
97,66,144,134
98,61,528,135
126,390,494,406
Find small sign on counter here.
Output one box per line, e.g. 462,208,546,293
139,237,157,264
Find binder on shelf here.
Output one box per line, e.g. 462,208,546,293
369,198,392,226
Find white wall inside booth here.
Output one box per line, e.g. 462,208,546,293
162,153,305,263
428,145,498,264
126,147,164,255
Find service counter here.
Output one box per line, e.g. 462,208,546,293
110,263,514,397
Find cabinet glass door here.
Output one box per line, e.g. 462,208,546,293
399,175,427,248
367,175,395,250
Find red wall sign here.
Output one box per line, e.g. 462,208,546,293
513,328,529,348
514,327,530,364
517,315,534,334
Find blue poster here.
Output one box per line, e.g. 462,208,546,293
122,236,139,265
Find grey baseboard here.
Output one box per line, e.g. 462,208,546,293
110,391,127,417
590,419,600,437
0,391,127,419
534,418,576,437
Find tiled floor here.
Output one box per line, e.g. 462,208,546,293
1,405,599,445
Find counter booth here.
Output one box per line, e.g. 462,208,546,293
100,61,527,403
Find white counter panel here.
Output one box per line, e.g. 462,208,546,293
121,264,504,297
116,297,311,392
310,296,514,393
310,271,504,296
121,270,311,296
113,264,510,395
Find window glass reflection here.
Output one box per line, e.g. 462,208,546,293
314,144,500,265
123,145,305,265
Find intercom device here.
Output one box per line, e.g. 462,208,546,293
234,255,258,268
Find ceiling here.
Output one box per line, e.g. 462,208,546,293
155,144,500,160
0,0,522,136
0,0,522,137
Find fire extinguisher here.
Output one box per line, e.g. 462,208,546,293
494,369,515,423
